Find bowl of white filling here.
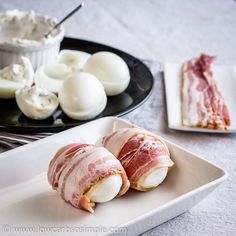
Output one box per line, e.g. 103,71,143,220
0,10,64,69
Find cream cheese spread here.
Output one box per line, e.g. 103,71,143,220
15,85,59,120
0,10,63,47
0,56,34,98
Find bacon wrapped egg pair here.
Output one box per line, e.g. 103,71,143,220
48,128,174,213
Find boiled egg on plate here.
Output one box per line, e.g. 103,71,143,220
58,72,107,120
34,50,91,94
34,62,74,94
83,51,130,96
56,49,91,70
15,85,59,120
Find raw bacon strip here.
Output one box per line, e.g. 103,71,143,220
48,143,91,189
182,54,231,130
48,143,130,213
102,128,174,191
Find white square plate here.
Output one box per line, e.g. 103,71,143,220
164,63,236,133
0,117,227,236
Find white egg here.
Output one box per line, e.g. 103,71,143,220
34,62,74,94
141,167,168,189
0,56,34,99
15,85,59,120
58,72,107,120
86,174,122,203
83,51,130,96
57,50,91,70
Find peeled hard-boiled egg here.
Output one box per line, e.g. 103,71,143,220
56,50,91,70
34,50,91,94
15,85,59,120
34,62,74,94
140,167,168,189
83,51,130,96
86,174,122,203
58,72,107,120
0,56,34,99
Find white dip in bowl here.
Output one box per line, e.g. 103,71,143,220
0,10,64,69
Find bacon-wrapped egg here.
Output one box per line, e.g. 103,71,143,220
48,143,130,213
102,128,174,191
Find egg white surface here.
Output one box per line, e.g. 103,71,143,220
34,62,74,94
15,85,59,120
83,51,130,96
141,167,168,189
57,50,91,70
59,72,107,120
87,174,122,203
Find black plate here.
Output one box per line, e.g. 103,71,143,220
0,37,154,133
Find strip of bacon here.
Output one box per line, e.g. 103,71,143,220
47,143,90,189
47,144,130,213
102,128,174,191
182,54,231,130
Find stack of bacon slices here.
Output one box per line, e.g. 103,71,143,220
48,127,174,213
181,54,231,130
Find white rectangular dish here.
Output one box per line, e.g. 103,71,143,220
0,117,227,236
164,63,236,133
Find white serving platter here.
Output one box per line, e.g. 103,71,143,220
164,63,236,133
0,117,227,236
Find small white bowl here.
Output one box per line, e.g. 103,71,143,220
0,10,64,69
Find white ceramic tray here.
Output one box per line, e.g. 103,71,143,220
164,63,236,133
0,117,227,236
